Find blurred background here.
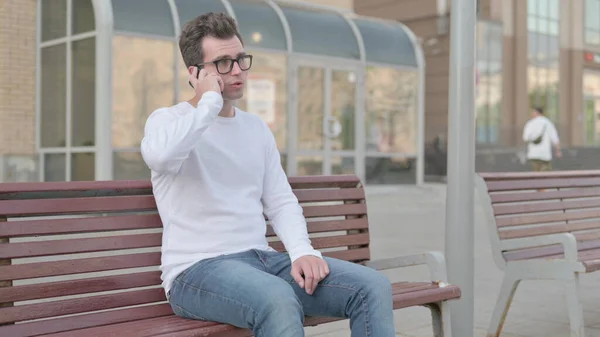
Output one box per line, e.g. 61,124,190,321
1,0,598,185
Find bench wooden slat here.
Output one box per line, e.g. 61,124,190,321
544,246,600,261
0,213,161,237
393,285,462,309
574,231,600,241
493,198,600,215
0,198,366,220
0,303,174,337
0,287,166,324
28,282,460,337
4,215,367,240
301,203,367,218
583,259,600,272
294,188,365,203
0,233,162,259
270,233,369,252
0,247,370,283
0,248,370,283
392,282,439,292
0,252,161,281
0,271,161,303
503,239,600,261
496,209,600,227
150,324,250,337
499,221,600,239
288,175,361,189
490,187,600,203
266,218,369,236
0,195,157,217
44,315,226,337
0,175,359,195
322,247,370,262
0,180,152,195
479,171,600,180
486,177,600,192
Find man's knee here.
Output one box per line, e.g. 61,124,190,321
359,268,393,298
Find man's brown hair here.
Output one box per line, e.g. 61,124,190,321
179,12,244,68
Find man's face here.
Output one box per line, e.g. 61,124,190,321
198,35,249,101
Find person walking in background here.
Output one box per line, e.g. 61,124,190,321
522,106,561,171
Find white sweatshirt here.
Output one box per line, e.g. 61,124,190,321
140,91,322,295
522,115,559,162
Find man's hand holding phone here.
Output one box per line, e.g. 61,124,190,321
189,67,224,98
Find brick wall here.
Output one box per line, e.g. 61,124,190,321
0,0,37,156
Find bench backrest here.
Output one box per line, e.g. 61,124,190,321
0,174,369,336
476,171,600,269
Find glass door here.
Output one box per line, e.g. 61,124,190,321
583,96,600,145
289,59,361,176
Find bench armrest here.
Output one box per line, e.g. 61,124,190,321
499,233,578,261
364,251,449,286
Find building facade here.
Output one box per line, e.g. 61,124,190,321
0,0,425,185
357,0,600,177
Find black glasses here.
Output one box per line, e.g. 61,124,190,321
196,54,253,75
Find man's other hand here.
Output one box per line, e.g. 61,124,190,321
291,255,329,295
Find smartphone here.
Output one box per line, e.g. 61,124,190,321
188,65,203,88
188,65,223,95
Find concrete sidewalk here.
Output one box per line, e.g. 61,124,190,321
305,184,600,337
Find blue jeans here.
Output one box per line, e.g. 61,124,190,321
168,249,395,337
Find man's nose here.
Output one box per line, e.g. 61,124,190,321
230,61,242,75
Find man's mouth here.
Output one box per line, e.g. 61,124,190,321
230,81,243,88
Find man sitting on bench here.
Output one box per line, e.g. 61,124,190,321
140,12,395,337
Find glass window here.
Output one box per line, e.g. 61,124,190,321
527,0,536,15
330,70,356,151
297,156,323,176
42,0,67,41
365,66,418,155
176,0,229,30
228,0,287,51
112,36,175,148
528,2,560,123
236,52,288,150
71,38,96,147
72,0,95,34
72,153,95,181
44,154,66,182
41,44,67,148
112,0,174,37
586,0,600,45
296,67,325,151
280,6,359,59
587,31,600,45
365,156,415,185
477,23,504,145
353,18,417,67
114,152,151,180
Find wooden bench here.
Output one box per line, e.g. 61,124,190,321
476,170,600,337
0,174,460,337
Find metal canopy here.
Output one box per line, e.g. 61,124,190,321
103,0,421,67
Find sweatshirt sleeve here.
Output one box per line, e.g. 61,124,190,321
260,124,322,263
141,92,223,175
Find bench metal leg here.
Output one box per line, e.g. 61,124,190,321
565,274,585,337
427,301,451,337
487,274,520,337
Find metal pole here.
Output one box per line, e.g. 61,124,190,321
445,0,476,336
